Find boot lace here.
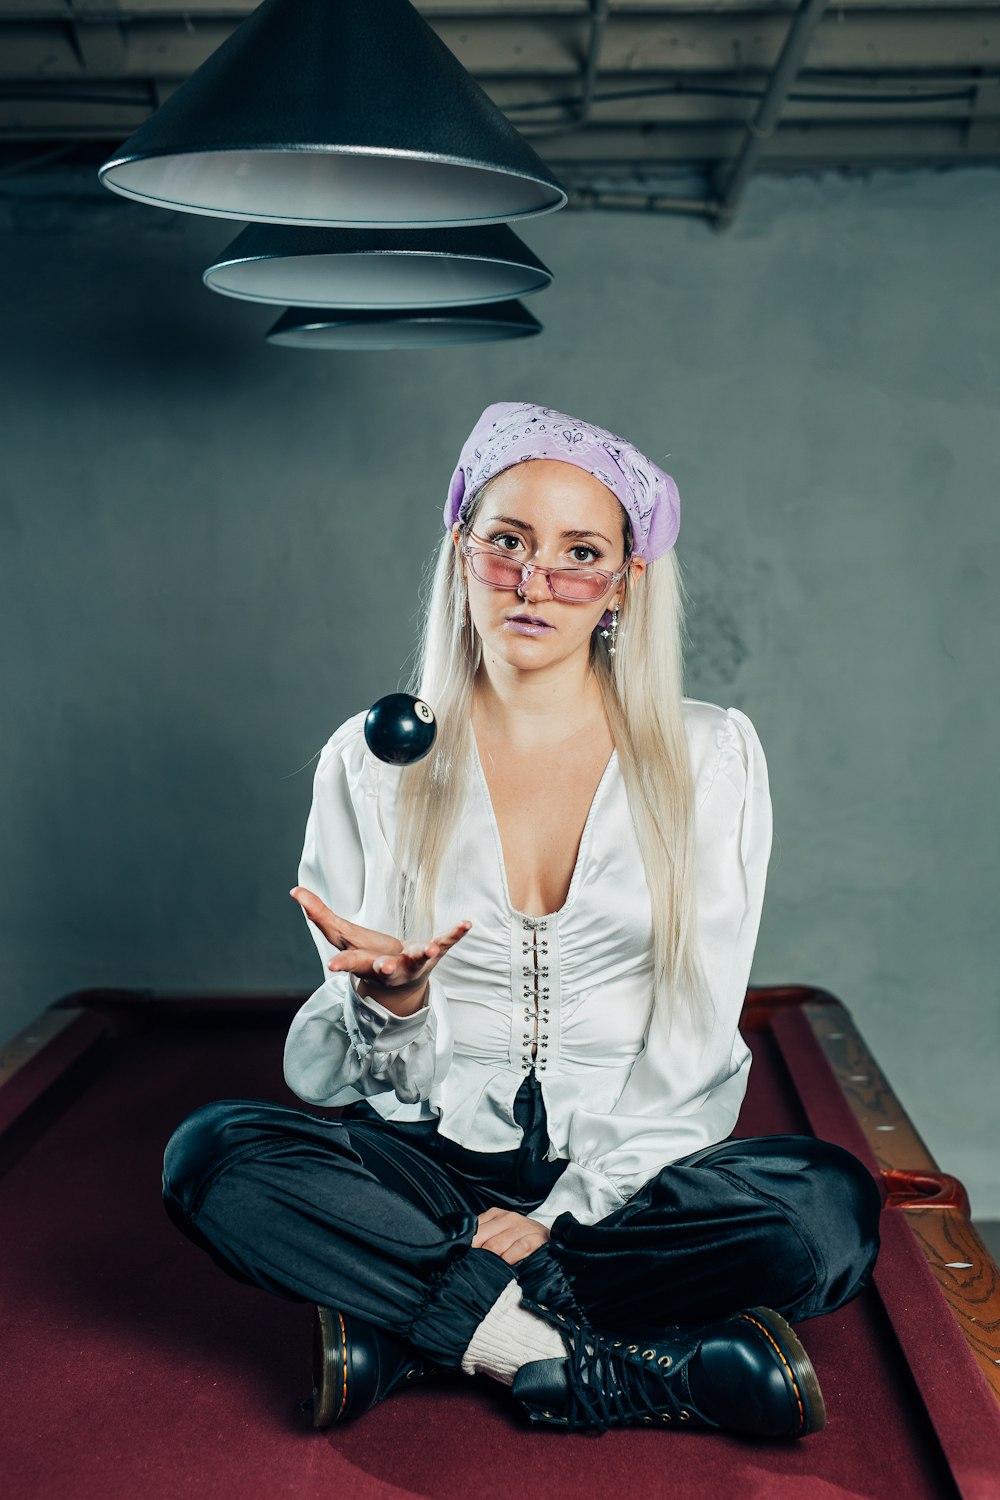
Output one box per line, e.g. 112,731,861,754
559,1323,694,1433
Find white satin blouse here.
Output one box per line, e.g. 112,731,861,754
283,698,772,1229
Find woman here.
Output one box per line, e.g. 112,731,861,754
163,401,881,1438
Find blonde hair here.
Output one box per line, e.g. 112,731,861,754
388,473,710,1031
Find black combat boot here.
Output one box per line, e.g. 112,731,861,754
309,1305,437,1427
511,1302,826,1438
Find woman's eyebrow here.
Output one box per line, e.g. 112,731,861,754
489,514,613,546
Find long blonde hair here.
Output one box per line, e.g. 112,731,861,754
388,473,710,1031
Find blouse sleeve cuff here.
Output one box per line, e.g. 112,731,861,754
530,1161,628,1230
343,981,432,1052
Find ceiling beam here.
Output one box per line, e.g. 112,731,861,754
1,99,996,162
3,1,1000,15
2,13,1000,80
2,73,991,126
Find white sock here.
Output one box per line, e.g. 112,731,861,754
460,1280,569,1387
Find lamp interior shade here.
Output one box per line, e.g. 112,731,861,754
205,250,550,308
101,150,565,228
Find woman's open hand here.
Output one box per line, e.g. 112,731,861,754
290,886,472,1016
472,1208,551,1264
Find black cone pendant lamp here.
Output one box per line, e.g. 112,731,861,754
266,301,542,350
203,223,553,308
98,0,567,228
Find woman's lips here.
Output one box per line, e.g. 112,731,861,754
505,616,554,635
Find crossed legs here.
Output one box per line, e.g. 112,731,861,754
163,1098,881,1367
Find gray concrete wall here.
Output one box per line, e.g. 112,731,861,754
1,165,997,1214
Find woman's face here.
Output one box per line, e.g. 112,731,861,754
452,458,646,671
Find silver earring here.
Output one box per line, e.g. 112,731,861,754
600,607,619,657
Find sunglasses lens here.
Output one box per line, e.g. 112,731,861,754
553,571,606,601
473,553,524,590
470,551,607,602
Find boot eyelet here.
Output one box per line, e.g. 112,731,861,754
627,1344,639,1353
657,1355,672,1368
679,1410,690,1421
538,1303,548,1311
662,1413,672,1423
642,1349,655,1360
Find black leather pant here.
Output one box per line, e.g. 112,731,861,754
162,1073,881,1368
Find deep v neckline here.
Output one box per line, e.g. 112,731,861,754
470,733,618,920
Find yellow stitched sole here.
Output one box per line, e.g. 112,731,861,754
740,1307,827,1435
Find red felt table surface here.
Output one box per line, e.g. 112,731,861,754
0,1011,994,1500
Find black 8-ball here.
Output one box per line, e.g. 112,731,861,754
364,693,437,765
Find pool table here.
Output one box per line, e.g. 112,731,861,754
1,984,998,1500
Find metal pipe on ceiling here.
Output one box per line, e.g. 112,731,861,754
578,0,610,125
713,0,832,225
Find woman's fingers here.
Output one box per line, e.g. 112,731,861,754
401,941,439,962
291,887,404,958
328,946,434,981
328,949,403,983
475,1227,547,1264
386,924,471,975
369,944,431,979
432,919,474,950
292,887,471,961
499,1236,543,1265
474,1207,505,1233
300,889,474,987
328,929,471,975
471,1208,550,1263
290,887,349,950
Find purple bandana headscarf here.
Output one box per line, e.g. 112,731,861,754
444,401,680,561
